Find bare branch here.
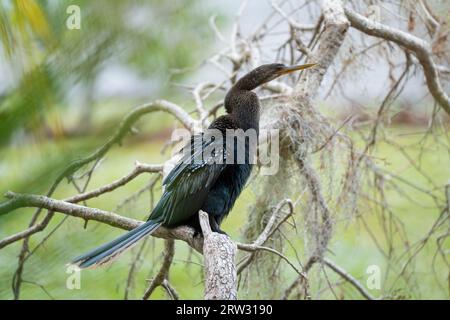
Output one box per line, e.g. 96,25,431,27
271,0,316,31
193,82,213,126
209,15,227,44
3,191,306,300
323,257,375,300
142,239,175,300
199,210,237,300
161,279,180,300
418,0,439,33
124,239,149,300
238,243,305,278
344,8,450,115
1,212,55,250
67,162,163,203
237,199,295,274
0,192,204,252
295,0,350,98
0,162,162,249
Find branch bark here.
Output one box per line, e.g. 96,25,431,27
199,210,237,300
295,0,350,98
1,191,205,252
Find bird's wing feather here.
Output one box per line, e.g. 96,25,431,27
149,133,228,225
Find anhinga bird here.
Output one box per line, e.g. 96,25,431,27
72,63,316,268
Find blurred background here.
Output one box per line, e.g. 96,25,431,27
0,0,448,299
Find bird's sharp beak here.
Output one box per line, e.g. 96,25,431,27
277,63,317,75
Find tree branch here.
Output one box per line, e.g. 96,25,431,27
142,239,175,300
323,257,375,300
344,7,450,115
199,210,237,300
237,199,296,274
0,192,204,252
295,0,350,98
66,162,163,203
0,162,162,249
3,192,303,300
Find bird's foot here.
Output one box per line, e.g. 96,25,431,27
211,226,229,237
208,216,229,236
192,228,228,238
217,229,229,237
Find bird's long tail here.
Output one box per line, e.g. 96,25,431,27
71,220,162,269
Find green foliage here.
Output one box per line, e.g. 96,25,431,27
0,0,214,148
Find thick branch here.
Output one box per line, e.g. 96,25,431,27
128,100,196,130
344,8,450,115
199,210,237,300
0,162,162,249
295,0,349,97
1,192,204,252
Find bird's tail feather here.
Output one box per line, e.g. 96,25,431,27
71,220,162,269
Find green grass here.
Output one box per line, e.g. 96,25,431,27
0,125,448,299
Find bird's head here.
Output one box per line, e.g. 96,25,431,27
235,62,317,90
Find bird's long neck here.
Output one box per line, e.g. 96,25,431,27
224,85,260,132
223,68,266,131
233,68,263,91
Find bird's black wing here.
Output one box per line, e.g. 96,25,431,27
148,132,228,226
